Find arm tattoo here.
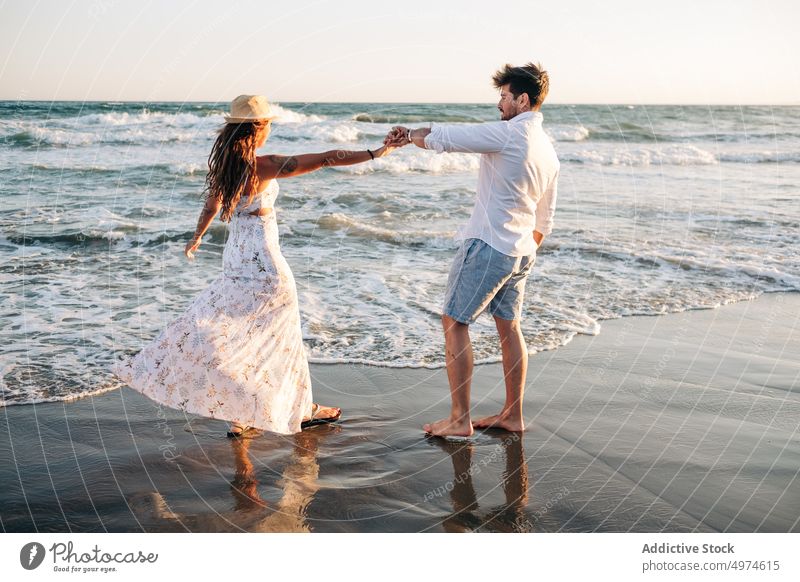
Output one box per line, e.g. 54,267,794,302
269,155,299,175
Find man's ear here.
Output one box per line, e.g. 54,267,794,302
517,92,531,109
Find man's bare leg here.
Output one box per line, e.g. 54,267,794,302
472,316,527,431
423,315,474,437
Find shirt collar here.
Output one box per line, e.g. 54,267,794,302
509,111,542,123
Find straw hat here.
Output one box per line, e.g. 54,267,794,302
224,95,277,123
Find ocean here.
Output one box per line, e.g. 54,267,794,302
1,100,798,406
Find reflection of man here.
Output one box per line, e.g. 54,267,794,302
389,63,560,437
430,434,532,532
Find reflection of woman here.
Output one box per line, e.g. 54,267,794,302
130,432,324,532
113,95,400,436
230,432,322,532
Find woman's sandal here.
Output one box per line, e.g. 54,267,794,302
300,403,342,429
227,424,260,439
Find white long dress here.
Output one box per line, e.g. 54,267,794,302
112,180,313,434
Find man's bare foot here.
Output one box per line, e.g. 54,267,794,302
471,413,526,432
423,417,474,438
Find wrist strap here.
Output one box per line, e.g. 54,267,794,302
407,128,413,143
367,149,374,160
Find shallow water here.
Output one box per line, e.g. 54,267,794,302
1,101,799,405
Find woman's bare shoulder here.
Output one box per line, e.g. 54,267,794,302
256,153,299,179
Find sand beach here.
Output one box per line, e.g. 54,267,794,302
2,293,797,533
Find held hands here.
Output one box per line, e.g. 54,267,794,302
373,127,410,158
384,126,410,148
184,235,201,261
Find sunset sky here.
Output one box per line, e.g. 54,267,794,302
1,0,798,104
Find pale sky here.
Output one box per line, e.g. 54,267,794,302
1,0,798,104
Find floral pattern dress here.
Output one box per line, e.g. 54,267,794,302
112,180,313,434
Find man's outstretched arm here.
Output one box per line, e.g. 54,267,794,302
407,127,431,148
389,124,508,153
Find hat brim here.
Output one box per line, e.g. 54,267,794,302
224,115,276,123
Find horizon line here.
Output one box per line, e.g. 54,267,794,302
1,98,799,107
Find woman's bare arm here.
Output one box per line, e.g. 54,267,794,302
257,144,394,180
185,194,222,260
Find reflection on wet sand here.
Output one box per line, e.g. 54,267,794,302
129,430,323,532
432,434,534,533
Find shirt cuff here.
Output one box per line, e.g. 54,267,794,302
423,124,445,153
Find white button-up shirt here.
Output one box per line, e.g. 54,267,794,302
424,111,560,257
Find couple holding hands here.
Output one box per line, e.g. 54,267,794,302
112,62,559,439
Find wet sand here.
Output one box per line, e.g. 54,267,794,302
1,292,798,532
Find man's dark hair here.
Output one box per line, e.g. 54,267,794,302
492,62,549,109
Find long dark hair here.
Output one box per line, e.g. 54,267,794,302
204,121,266,223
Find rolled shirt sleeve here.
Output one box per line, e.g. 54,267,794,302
535,170,559,237
424,121,511,154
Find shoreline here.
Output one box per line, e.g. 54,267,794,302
3,291,788,408
1,292,798,532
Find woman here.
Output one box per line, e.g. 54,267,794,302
113,95,400,437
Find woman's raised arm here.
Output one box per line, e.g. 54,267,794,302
256,144,395,180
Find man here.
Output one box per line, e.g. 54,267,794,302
388,63,559,437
